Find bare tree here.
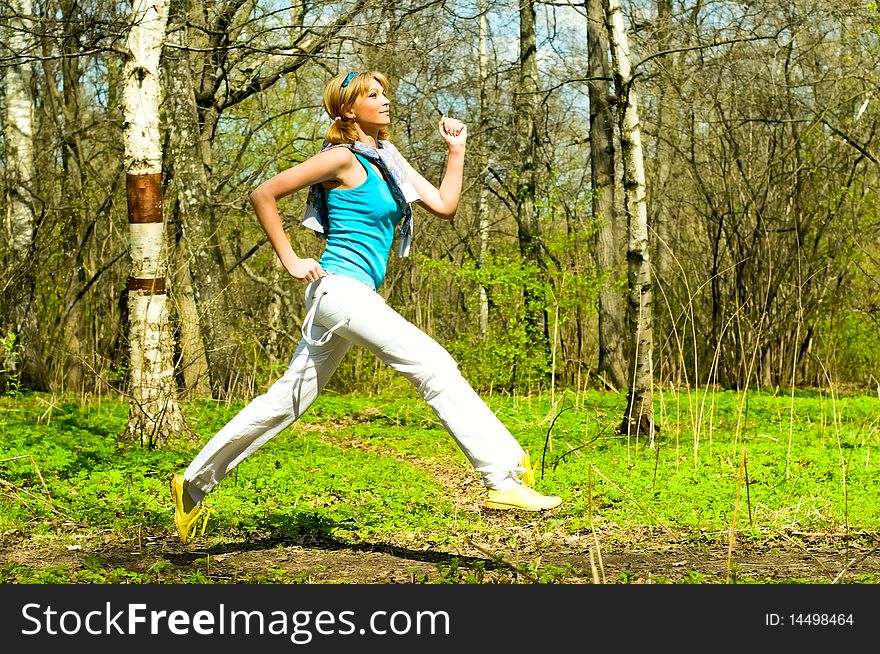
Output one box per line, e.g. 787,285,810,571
515,0,550,373
1,0,40,389
51,0,89,392
649,0,681,385
587,0,627,391
476,0,491,337
654,0,880,388
2,0,34,259
162,0,216,397
604,0,656,436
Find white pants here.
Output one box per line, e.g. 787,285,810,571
185,273,527,495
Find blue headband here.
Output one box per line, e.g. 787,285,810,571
341,71,357,89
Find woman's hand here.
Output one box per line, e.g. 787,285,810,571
286,257,326,283
439,116,467,151
402,117,467,220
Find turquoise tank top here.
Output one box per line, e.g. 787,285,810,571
319,153,403,290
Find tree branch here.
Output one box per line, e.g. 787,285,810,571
634,33,782,74
221,0,369,109
813,112,878,165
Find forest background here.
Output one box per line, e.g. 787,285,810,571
0,0,879,585
3,0,879,404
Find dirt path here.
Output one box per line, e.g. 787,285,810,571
3,526,878,584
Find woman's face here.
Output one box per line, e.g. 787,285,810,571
348,79,390,128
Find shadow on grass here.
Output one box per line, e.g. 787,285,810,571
153,509,505,579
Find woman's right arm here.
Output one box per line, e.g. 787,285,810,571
248,147,351,282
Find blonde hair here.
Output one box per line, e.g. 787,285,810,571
323,71,390,144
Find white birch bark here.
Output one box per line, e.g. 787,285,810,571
2,0,37,384
123,0,185,443
603,0,657,437
3,0,35,258
477,0,490,336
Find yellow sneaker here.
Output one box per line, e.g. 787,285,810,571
485,484,562,511
170,474,209,544
520,452,536,487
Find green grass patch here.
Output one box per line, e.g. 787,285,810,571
0,386,878,584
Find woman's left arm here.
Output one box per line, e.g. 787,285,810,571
404,117,467,221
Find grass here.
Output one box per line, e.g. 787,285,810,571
0,383,878,584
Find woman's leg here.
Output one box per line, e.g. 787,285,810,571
307,275,550,497
183,290,352,500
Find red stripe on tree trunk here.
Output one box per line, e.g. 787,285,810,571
126,173,163,223
128,277,167,294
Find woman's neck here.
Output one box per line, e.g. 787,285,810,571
354,124,381,148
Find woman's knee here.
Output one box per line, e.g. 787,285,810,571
411,347,463,397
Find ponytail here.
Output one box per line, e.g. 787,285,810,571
325,117,361,145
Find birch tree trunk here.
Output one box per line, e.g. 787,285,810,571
1,0,42,389
587,0,627,391
603,0,657,436
2,0,34,259
123,0,186,444
477,0,491,337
